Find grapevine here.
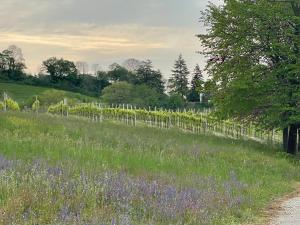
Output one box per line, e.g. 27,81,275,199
46,101,281,143
0,101,4,111
32,97,40,113
4,98,20,111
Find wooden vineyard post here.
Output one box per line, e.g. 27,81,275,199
34,96,39,115
3,92,7,112
155,107,157,127
271,129,275,144
61,100,64,117
126,104,129,125
169,110,172,129
64,98,68,118
100,103,103,122
134,106,137,126
184,109,186,131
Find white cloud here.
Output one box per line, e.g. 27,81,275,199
0,0,213,76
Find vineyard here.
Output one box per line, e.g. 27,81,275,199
1,94,300,225
0,92,282,144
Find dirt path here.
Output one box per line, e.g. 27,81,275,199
270,197,300,225
268,185,300,225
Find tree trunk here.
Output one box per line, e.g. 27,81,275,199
283,127,289,152
287,124,298,155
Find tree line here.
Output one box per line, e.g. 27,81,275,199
199,0,300,155
0,46,213,109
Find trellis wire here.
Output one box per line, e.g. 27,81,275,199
47,101,282,144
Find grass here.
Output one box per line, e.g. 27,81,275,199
0,83,96,106
0,112,299,224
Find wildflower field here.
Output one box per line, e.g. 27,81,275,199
0,112,299,225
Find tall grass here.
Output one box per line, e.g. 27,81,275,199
0,112,299,224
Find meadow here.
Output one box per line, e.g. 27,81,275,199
0,112,299,224
0,83,95,107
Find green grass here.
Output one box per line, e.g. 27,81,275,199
0,83,96,106
0,112,299,224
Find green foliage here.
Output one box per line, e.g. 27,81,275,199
106,63,136,83
130,84,167,107
47,100,69,115
188,64,205,102
101,82,166,107
191,64,204,93
168,94,186,109
4,98,20,111
0,83,96,108
0,101,4,110
37,90,83,106
168,54,189,97
32,98,40,112
199,0,300,129
0,45,26,81
42,57,78,82
135,60,165,94
48,100,271,140
101,82,134,104
0,113,299,224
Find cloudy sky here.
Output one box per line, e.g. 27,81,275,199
0,0,222,78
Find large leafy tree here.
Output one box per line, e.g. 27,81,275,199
101,82,133,104
0,45,26,80
42,57,78,82
107,63,136,83
101,82,165,107
199,0,300,154
135,60,165,94
168,54,189,98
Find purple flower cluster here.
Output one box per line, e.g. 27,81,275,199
0,155,15,170
0,157,247,225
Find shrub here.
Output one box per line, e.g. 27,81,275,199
5,98,20,111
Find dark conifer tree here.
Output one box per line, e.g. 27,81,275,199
188,64,205,102
168,54,189,98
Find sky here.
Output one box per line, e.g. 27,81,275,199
0,0,222,79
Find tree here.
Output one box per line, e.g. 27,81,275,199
131,85,166,107
122,58,144,72
199,0,300,154
7,45,25,64
101,81,166,107
107,63,135,83
167,94,186,110
75,61,89,75
188,64,205,102
135,60,165,94
91,63,100,76
168,54,189,98
0,45,26,80
101,82,133,104
42,57,78,82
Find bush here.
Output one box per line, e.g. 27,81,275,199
166,94,186,110
0,101,4,110
5,98,20,111
32,98,40,112
101,82,134,105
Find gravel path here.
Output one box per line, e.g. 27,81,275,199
270,196,300,225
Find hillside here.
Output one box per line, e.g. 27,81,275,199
0,112,299,224
0,82,96,106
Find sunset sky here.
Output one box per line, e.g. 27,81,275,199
0,0,221,78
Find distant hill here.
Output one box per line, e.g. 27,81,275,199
0,82,96,107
